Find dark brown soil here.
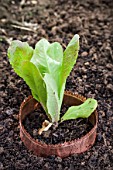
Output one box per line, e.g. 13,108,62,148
0,0,113,169
23,104,93,144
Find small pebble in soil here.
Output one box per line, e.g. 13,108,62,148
81,51,88,57
0,147,4,154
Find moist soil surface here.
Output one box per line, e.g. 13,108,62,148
23,104,93,145
0,0,113,169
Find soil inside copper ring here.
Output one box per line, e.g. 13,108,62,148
23,102,94,145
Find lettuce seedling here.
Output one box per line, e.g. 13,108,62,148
8,34,97,129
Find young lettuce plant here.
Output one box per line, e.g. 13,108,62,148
8,34,97,133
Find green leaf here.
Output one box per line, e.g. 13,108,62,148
8,40,33,77
31,39,63,113
30,38,50,75
58,34,80,110
62,34,79,84
7,40,49,115
31,40,63,91
21,61,47,113
44,73,60,122
61,98,97,122
47,42,63,97
47,42,63,63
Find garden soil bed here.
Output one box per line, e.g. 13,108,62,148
0,0,113,169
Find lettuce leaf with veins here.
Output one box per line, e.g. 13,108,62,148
61,98,97,122
8,40,47,113
31,39,63,122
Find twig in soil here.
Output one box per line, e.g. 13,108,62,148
103,133,107,146
38,120,52,135
0,28,7,35
10,19,39,32
62,43,66,48
0,36,12,44
11,24,37,33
